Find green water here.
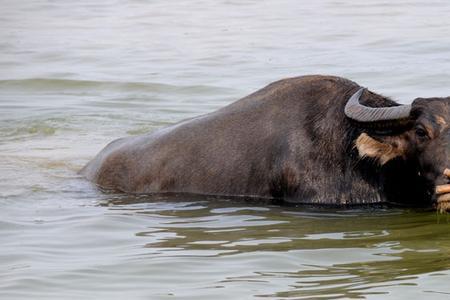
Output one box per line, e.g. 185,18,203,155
1,0,450,299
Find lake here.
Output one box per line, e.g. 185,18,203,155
1,0,450,299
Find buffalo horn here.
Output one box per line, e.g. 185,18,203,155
344,88,411,122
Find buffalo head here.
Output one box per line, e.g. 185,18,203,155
345,88,450,208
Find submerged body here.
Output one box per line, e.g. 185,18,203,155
81,75,450,207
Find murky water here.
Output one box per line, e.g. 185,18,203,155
1,0,450,299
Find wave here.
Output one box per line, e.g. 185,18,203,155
0,78,234,95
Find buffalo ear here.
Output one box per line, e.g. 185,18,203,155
355,133,405,165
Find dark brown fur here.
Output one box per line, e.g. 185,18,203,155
80,75,450,207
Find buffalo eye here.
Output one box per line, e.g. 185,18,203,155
415,127,429,139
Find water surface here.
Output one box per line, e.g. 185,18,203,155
1,0,450,299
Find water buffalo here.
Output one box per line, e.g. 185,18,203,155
80,75,450,209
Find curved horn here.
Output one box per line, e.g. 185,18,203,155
344,88,411,122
